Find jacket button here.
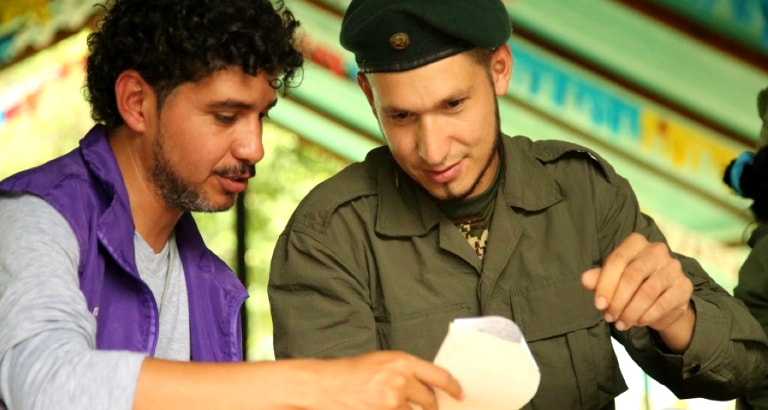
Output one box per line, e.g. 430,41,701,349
689,363,701,374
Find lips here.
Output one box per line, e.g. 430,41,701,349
426,162,461,184
218,175,249,193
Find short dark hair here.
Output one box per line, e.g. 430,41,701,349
85,0,304,132
467,48,494,68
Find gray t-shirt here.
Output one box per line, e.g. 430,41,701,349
135,233,190,360
0,194,190,410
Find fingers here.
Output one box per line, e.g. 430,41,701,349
381,354,462,410
603,242,668,329
580,267,599,291
400,373,438,410
592,233,649,314
365,364,422,409
347,351,461,410
635,284,692,330
407,356,463,402
583,233,693,331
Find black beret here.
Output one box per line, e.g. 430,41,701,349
340,0,512,73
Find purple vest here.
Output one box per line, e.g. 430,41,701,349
0,125,248,362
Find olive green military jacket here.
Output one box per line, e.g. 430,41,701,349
734,224,768,410
269,135,768,409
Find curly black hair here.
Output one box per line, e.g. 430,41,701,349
85,0,304,132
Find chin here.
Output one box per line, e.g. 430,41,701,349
187,196,237,213
430,186,471,202
213,198,238,212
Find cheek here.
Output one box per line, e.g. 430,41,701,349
380,134,412,167
382,131,415,158
464,108,496,141
167,142,220,177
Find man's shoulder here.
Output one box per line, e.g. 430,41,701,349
297,160,376,210
507,135,622,183
0,149,88,194
0,145,117,244
287,147,390,230
512,135,604,163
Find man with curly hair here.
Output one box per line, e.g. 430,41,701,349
0,0,462,409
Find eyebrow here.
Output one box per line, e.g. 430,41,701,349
380,90,469,115
206,98,278,111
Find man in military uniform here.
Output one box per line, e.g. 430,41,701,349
727,85,768,410
268,1,768,408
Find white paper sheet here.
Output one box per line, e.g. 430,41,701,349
432,316,540,410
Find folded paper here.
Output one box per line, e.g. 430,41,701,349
433,316,540,410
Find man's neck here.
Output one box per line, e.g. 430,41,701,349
109,127,182,253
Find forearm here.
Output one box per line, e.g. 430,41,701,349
623,294,768,400
4,337,331,410
135,352,463,410
134,358,327,410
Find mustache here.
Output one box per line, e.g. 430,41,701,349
215,164,256,179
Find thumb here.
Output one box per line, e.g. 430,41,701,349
581,267,600,291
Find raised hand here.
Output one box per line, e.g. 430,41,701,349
581,232,695,352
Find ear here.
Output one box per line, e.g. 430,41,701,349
490,44,513,97
114,70,153,133
356,72,379,119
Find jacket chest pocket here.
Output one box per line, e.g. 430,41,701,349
511,278,626,409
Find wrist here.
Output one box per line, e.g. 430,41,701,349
656,302,696,353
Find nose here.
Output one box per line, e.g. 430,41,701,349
232,118,265,165
417,115,449,166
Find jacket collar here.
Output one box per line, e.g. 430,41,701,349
81,125,225,284
81,125,141,276
374,134,563,237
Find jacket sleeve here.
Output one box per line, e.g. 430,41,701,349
734,233,768,334
268,211,378,359
596,169,768,400
733,234,768,408
0,194,145,410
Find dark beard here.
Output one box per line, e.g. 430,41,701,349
150,134,235,213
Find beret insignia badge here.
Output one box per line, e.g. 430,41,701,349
389,32,410,50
